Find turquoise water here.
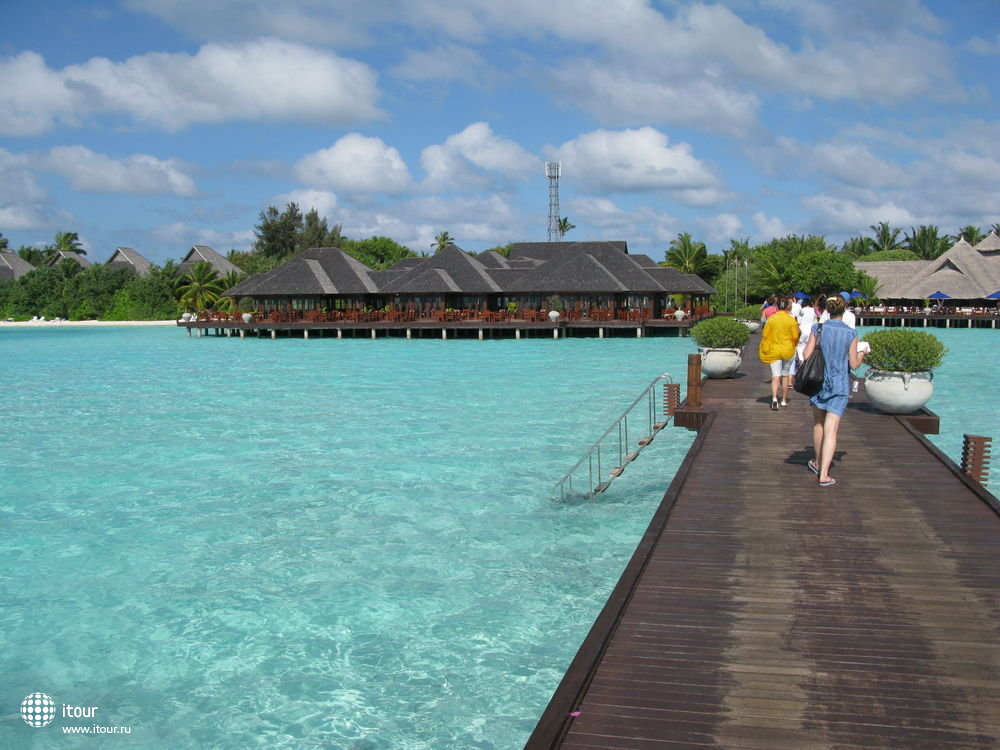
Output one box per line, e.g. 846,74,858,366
0,326,995,749
0,328,697,749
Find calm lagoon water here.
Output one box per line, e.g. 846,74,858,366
0,326,995,748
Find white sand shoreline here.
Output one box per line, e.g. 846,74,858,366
0,320,178,328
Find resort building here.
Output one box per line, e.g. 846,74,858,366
225,241,716,321
104,247,153,276
178,245,242,277
0,251,35,281
856,232,1000,300
45,250,92,270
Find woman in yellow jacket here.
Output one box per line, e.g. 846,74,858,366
758,297,800,410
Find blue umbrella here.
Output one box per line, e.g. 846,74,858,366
850,291,865,299
928,291,951,299
987,291,1000,299
793,291,810,300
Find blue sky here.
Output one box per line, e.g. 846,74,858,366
2,0,999,266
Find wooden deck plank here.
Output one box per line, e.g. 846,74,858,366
526,351,1000,749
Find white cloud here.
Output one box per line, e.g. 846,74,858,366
752,212,792,241
566,197,678,247
391,44,491,83
273,189,340,220
967,34,1000,55
802,195,916,233
549,127,723,204
151,222,255,252
697,213,744,245
0,39,383,136
809,142,910,189
295,134,412,194
551,63,761,136
420,122,541,189
39,146,199,196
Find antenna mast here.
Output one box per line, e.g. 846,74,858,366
545,161,561,242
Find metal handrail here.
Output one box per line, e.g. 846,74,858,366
552,373,675,501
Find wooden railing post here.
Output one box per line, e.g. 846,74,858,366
686,353,702,410
961,435,992,487
664,383,680,417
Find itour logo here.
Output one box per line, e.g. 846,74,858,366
20,693,56,728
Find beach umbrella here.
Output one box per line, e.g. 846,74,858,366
987,291,1000,299
928,291,951,299
850,291,865,299
793,291,810,300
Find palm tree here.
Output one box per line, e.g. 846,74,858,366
665,232,708,275
0,233,8,251
176,261,224,312
53,231,85,256
904,225,951,260
869,221,903,253
991,223,1000,236
432,231,455,253
841,236,875,258
557,217,575,238
18,247,45,265
958,224,985,245
855,272,883,303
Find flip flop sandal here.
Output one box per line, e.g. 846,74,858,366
819,478,837,487
808,460,819,476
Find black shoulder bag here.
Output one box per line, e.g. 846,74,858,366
793,324,825,396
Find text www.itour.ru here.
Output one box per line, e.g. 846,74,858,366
62,725,132,734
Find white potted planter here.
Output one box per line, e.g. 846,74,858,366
864,371,934,414
242,312,254,324
548,310,560,322
700,347,743,378
181,312,192,322
860,329,945,415
740,319,761,333
674,309,686,321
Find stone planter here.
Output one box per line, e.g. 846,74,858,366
181,312,192,322
548,310,560,322
674,310,687,321
242,312,254,324
740,319,760,333
700,347,742,379
864,370,934,414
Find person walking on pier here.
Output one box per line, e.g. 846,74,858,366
759,296,800,410
801,295,867,487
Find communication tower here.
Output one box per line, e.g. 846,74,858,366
545,161,561,242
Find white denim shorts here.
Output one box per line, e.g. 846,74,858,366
769,357,794,377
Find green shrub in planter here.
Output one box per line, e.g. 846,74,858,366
690,316,751,349
861,329,946,372
736,304,763,321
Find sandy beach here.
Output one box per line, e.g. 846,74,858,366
0,319,178,328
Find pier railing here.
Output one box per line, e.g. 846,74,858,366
552,374,679,501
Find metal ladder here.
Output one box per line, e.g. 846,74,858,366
552,374,679,501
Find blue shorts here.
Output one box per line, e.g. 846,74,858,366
811,391,849,417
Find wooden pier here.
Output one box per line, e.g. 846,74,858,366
527,356,1000,749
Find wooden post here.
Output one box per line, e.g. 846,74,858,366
961,435,992,487
664,383,681,417
686,353,702,410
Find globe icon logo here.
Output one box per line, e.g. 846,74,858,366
21,692,56,728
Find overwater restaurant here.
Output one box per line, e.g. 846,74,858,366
224,241,716,322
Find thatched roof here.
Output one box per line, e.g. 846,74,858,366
179,245,241,276
380,245,502,294
225,247,378,297
856,237,1000,299
46,250,92,269
0,251,35,281
104,247,153,276
231,240,716,299
974,231,1000,254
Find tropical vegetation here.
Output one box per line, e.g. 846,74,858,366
861,330,946,373
689,316,751,349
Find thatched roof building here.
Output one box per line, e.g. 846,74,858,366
0,251,35,281
104,247,153,276
46,250,92,270
224,240,716,318
179,245,242,277
856,232,1000,299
